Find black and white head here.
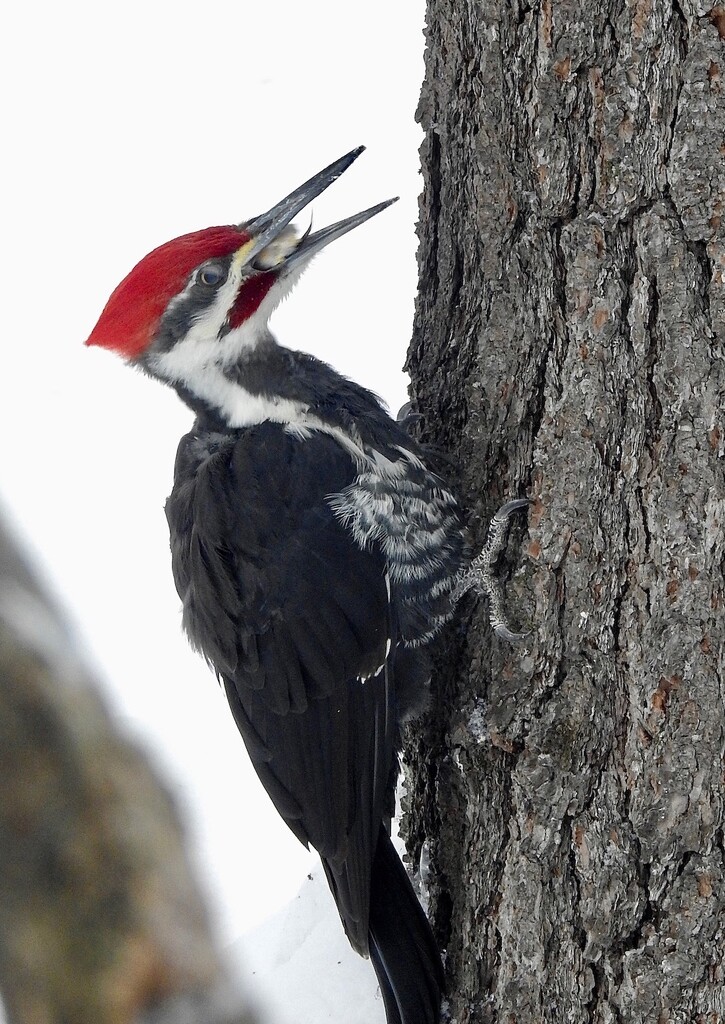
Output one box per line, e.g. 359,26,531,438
86,147,397,401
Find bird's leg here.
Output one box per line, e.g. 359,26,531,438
452,499,530,643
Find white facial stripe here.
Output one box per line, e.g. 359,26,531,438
152,337,373,468
146,247,386,468
161,259,245,356
149,263,307,387
188,264,245,348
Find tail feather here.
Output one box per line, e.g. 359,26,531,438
368,826,444,1024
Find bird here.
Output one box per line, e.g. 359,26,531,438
86,146,526,1024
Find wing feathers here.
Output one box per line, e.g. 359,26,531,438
167,423,400,945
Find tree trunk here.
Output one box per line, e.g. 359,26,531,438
0,514,256,1024
403,2,725,1022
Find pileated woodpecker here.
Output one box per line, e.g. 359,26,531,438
87,147,524,1024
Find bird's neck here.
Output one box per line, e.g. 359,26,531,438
166,331,310,431
161,329,398,468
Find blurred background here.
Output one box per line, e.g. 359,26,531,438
1,1,426,1019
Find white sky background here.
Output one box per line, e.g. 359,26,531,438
1,0,426,1012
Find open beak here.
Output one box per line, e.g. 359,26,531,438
241,146,398,269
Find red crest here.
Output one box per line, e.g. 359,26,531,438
86,226,246,358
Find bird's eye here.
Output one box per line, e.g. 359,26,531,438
198,264,226,287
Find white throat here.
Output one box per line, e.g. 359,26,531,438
145,258,375,464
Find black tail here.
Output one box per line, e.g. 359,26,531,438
368,826,444,1024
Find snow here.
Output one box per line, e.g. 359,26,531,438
233,868,385,1024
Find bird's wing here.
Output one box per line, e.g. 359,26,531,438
167,422,397,952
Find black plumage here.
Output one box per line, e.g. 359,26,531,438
165,369,464,1023
87,149,472,1024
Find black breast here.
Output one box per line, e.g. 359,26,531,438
165,422,392,710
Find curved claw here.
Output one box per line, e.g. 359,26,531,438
453,497,529,644
490,498,531,523
396,401,424,435
493,621,530,644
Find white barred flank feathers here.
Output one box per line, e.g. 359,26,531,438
327,451,463,644
422,574,457,601
386,558,449,584
327,481,459,560
405,623,447,647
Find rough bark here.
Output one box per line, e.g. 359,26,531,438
404,2,725,1022
0,514,256,1024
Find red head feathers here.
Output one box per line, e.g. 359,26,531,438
85,226,247,359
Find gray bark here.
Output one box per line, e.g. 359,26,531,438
0,513,256,1024
403,2,725,1022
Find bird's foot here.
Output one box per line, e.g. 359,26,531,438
452,499,530,643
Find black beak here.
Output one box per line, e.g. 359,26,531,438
241,146,398,267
